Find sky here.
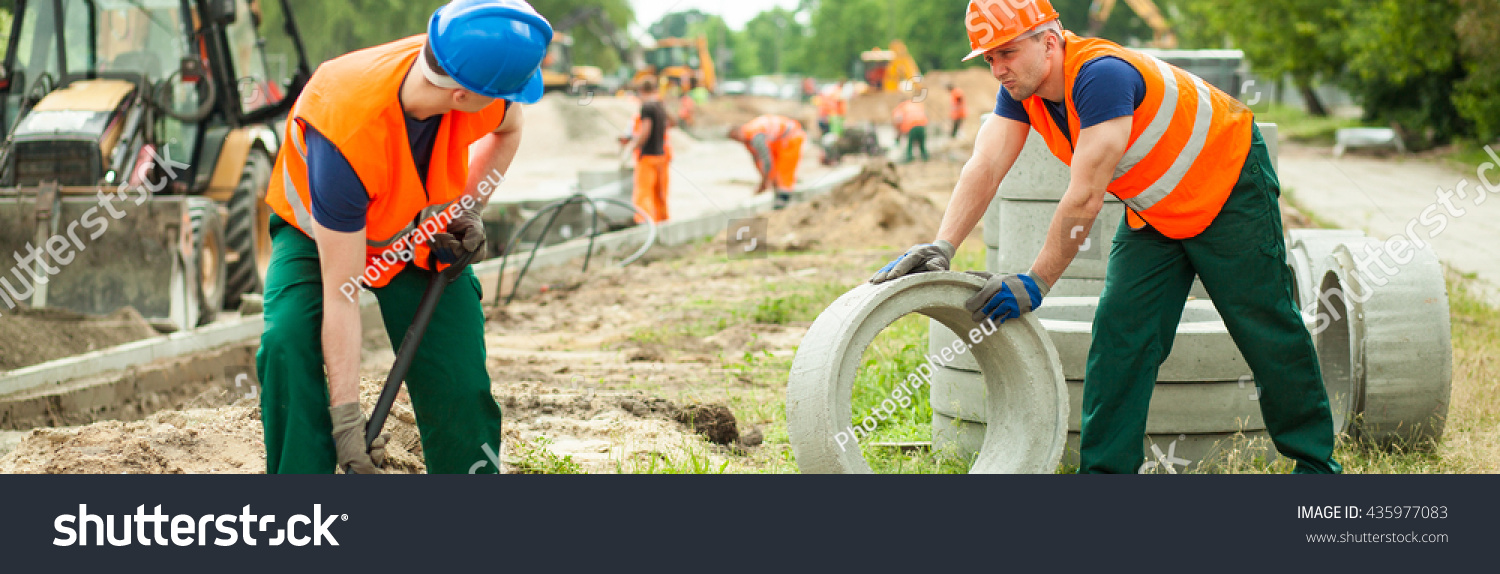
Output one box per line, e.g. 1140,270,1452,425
629,0,805,30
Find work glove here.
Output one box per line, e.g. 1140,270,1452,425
869,240,955,284
432,207,485,264
964,271,1050,325
331,402,387,474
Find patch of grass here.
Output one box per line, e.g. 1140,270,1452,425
509,437,585,474
1438,139,1498,173
1255,104,1364,145
616,446,733,474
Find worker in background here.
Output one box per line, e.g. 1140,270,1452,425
815,85,836,137
819,80,848,138
870,0,1341,475
624,76,671,223
259,0,551,474
893,98,930,163
730,115,805,210
677,77,697,130
948,82,968,138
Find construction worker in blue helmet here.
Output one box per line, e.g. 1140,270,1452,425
258,0,552,473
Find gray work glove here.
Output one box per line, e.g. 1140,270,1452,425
869,240,955,284
331,402,387,474
432,207,485,264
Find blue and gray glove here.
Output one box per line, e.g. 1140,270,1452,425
869,240,955,284
964,271,1050,325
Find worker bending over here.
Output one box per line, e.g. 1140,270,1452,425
871,0,1340,474
258,0,550,474
893,99,930,163
730,115,805,210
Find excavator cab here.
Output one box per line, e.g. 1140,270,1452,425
0,0,309,331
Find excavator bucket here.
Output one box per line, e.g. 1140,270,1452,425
0,186,202,331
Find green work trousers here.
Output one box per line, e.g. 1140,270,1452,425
904,125,929,162
1080,125,1342,474
256,216,501,474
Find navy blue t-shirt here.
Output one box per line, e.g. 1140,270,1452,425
307,101,511,232
994,56,1145,143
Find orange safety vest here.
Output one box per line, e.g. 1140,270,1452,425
893,100,928,134
950,88,968,120
1021,31,1252,239
266,35,509,287
743,115,804,143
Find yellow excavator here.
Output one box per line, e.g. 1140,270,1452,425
854,40,920,93
1089,0,1178,49
540,33,603,93
634,36,714,94
0,0,310,331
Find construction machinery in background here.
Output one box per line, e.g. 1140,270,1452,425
1088,0,1178,49
853,40,921,92
541,33,604,94
0,0,309,332
635,36,715,95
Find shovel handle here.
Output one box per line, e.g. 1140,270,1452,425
347,248,480,473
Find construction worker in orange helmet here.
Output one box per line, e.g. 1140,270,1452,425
729,115,805,210
259,0,551,474
871,0,1341,475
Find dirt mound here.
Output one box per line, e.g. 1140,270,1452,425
676,404,738,445
761,160,944,251
693,95,818,133
0,401,265,474
0,306,158,371
0,378,731,474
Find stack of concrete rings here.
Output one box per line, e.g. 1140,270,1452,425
786,272,1068,473
930,297,1282,472
1314,237,1452,442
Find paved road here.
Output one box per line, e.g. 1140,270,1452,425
1277,142,1500,306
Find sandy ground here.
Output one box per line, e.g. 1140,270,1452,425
0,307,158,372
1277,142,1500,306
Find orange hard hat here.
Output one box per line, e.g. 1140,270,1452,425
962,0,1060,62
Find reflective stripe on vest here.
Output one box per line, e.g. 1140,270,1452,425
1020,32,1252,239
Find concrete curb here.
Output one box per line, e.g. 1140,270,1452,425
931,298,1251,381
787,272,1067,474
932,411,1276,473
929,365,1267,433
1326,239,1452,442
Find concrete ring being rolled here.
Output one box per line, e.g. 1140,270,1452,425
786,271,1068,474
1321,238,1452,442
929,365,1267,434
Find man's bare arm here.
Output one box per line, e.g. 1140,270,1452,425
1029,115,1130,286
934,116,1030,248
465,104,525,207
315,222,368,407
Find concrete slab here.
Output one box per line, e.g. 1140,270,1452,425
929,365,1267,433
787,272,1067,474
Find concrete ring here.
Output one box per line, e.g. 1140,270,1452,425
1324,239,1452,442
929,365,1268,433
786,271,1067,474
932,412,1276,473
931,298,1251,381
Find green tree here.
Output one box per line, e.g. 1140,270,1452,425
1175,0,1346,116
742,7,808,75
1453,0,1500,141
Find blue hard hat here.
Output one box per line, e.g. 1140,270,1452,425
428,0,554,103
